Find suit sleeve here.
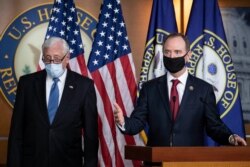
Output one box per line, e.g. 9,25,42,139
204,84,232,145
123,84,148,135
83,80,98,167
7,77,26,167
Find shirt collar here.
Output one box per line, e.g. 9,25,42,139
46,69,68,83
167,69,188,85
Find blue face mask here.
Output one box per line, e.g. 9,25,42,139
45,63,65,78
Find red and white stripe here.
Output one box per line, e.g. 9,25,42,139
90,53,143,167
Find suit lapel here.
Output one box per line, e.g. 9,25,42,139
178,74,195,119
35,70,50,125
157,75,172,120
52,71,77,126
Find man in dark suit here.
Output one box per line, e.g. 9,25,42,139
114,33,246,165
7,37,98,167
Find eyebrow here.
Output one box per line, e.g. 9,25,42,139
44,54,62,58
164,49,183,52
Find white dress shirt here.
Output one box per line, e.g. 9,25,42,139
167,69,188,104
46,69,67,107
118,70,189,131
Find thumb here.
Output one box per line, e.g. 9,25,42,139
113,102,121,112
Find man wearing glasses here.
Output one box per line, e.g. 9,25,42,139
114,33,247,166
7,37,98,167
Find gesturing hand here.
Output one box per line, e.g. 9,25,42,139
113,102,124,126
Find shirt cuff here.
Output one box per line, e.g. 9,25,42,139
116,122,126,131
228,134,238,145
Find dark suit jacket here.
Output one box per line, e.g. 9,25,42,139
7,70,98,167
124,74,232,146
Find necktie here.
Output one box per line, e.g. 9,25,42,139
48,78,59,124
170,79,180,121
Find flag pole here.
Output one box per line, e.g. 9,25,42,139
180,0,184,33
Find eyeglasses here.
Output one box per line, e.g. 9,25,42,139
42,52,68,64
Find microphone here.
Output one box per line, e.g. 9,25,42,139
170,96,177,147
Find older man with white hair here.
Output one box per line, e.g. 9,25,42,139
7,37,98,167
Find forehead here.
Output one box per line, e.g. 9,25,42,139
43,43,64,56
164,36,186,50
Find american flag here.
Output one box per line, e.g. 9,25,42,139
39,0,88,76
88,0,143,166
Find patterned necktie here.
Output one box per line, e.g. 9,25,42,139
48,78,59,124
170,79,180,121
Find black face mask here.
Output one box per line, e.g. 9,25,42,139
163,53,188,73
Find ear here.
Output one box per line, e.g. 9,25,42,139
63,53,70,69
65,53,70,63
185,51,192,62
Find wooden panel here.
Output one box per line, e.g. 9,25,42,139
152,147,250,162
0,91,11,166
163,161,250,167
0,92,12,136
245,124,250,134
125,146,250,162
219,0,250,7
245,124,250,145
0,140,8,165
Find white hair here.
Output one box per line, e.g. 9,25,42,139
42,37,69,54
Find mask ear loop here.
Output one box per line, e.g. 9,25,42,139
182,50,190,58
184,50,190,66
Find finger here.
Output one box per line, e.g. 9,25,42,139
240,139,247,146
114,115,121,123
236,137,247,146
113,102,122,112
113,102,119,109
